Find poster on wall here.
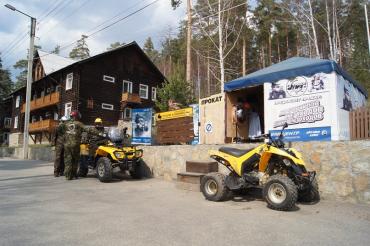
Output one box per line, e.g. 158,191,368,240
336,75,366,140
131,108,152,145
264,72,335,141
190,104,199,145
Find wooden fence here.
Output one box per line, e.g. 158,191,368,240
350,107,370,140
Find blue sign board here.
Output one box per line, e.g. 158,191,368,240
270,126,331,142
131,108,152,145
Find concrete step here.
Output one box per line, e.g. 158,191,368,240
175,181,200,192
177,172,204,184
186,161,218,174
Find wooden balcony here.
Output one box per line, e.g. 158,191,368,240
121,92,141,104
21,92,60,113
29,119,58,133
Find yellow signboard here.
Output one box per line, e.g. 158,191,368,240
155,108,193,121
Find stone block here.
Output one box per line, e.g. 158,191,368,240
186,161,218,173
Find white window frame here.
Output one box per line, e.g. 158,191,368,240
123,108,132,119
139,84,149,99
15,95,20,108
102,103,114,111
123,80,133,93
66,73,73,90
64,102,72,117
14,116,18,129
103,75,115,83
151,87,157,101
4,117,11,127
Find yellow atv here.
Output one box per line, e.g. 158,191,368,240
200,123,319,211
79,127,144,182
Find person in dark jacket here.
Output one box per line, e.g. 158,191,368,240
54,116,67,177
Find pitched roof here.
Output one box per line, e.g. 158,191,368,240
37,50,74,75
224,57,367,97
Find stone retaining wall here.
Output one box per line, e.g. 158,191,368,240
1,141,369,204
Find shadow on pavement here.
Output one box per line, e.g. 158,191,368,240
0,174,53,182
0,159,51,171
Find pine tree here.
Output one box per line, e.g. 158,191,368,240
52,45,61,54
13,45,42,89
69,35,90,60
107,42,125,51
0,56,12,98
143,37,159,63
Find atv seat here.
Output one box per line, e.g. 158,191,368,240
218,147,253,157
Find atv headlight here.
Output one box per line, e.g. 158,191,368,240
135,150,143,158
283,158,292,166
114,151,125,159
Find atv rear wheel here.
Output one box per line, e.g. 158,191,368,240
130,160,144,179
298,177,320,203
200,172,229,201
96,157,113,182
263,175,298,211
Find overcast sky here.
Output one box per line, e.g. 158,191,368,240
0,0,186,78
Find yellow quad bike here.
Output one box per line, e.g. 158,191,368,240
200,123,319,211
79,127,144,182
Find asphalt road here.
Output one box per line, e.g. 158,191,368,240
0,158,370,246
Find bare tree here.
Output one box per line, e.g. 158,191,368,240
193,0,246,91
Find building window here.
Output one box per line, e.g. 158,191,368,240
64,102,72,117
103,75,115,83
4,118,11,128
15,95,20,108
87,98,94,109
123,108,132,119
151,87,157,101
102,103,114,110
66,73,73,90
139,84,148,99
123,80,133,93
14,116,18,129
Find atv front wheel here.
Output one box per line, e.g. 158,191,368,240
200,172,229,201
298,177,320,203
96,157,113,182
130,160,144,179
263,175,298,211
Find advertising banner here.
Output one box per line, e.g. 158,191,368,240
155,108,192,121
336,75,367,140
190,104,199,145
264,72,335,141
131,108,152,145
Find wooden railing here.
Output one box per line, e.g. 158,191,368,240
350,107,370,140
29,119,58,133
21,92,60,113
121,92,141,104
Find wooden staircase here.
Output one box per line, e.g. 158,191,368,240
176,161,218,191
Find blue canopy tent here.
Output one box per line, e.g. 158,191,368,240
224,57,367,98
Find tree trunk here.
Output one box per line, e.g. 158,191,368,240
242,38,246,76
207,53,210,96
268,32,272,65
296,31,299,56
286,28,289,58
335,6,342,65
277,35,281,62
326,0,334,60
308,0,320,58
186,0,192,84
218,0,225,90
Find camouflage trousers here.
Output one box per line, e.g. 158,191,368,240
64,145,80,180
54,143,64,176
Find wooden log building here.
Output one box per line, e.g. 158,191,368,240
8,41,165,146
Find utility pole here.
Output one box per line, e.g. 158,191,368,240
365,4,370,55
5,4,36,159
186,0,192,84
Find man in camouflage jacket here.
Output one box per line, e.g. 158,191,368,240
64,111,85,180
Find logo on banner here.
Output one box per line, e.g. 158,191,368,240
205,122,213,133
286,76,308,97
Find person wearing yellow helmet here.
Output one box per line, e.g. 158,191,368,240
86,117,108,157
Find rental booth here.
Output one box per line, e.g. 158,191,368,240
223,57,368,142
